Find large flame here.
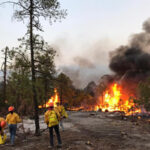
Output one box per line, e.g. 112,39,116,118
40,84,141,115
69,83,141,115
97,83,141,115
38,88,60,108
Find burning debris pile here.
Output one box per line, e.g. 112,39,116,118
102,18,150,114
99,19,150,114
97,83,141,115
70,18,150,115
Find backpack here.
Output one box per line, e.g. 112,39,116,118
48,110,58,125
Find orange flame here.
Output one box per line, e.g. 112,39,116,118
38,88,60,108
97,83,141,115
69,83,141,115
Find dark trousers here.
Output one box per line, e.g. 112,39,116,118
9,124,17,144
49,125,62,146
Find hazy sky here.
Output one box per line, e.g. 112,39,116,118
1,0,150,88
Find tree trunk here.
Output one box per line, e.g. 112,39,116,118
3,46,8,105
44,77,48,106
60,80,63,104
30,0,40,135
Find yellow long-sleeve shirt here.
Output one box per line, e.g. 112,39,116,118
6,113,21,125
56,105,68,118
44,109,60,127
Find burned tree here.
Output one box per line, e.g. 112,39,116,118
0,0,67,135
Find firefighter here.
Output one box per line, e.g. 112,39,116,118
6,106,22,146
0,118,7,144
44,102,62,149
56,102,68,131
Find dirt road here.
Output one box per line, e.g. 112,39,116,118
1,111,150,150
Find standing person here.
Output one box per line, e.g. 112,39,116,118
6,106,21,146
0,118,7,144
44,102,62,149
56,102,68,131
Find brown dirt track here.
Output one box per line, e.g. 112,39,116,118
1,111,150,150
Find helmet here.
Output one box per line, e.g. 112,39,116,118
8,106,14,112
48,102,54,107
1,120,6,128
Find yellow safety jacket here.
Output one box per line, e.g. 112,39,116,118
56,105,68,118
0,117,7,145
0,134,6,145
44,109,60,127
6,112,21,125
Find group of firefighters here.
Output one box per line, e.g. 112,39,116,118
0,101,68,149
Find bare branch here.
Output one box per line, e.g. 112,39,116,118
0,1,29,10
1,62,4,71
0,1,18,6
13,51,29,64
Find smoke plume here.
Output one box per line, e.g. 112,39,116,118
73,56,95,69
53,37,112,88
109,18,150,82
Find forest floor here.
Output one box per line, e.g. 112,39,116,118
1,111,150,150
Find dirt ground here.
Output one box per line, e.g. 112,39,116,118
1,111,150,150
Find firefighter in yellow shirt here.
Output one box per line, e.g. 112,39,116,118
56,102,68,131
0,117,6,144
6,106,21,146
44,102,62,148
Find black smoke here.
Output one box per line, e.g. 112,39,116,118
109,18,150,82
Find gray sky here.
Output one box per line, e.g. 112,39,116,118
0,0,150,88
